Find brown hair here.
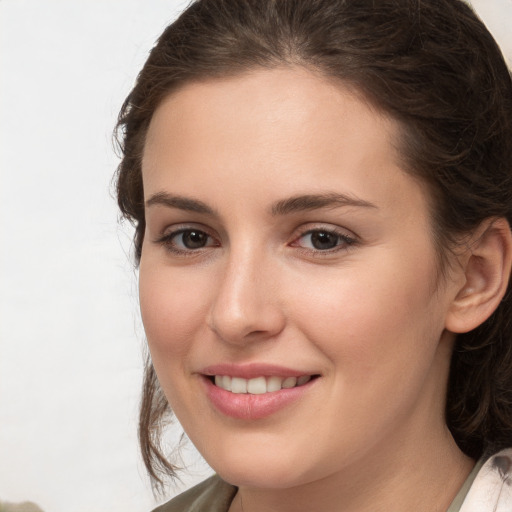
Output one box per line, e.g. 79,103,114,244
115,0,512,488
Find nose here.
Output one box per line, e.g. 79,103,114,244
207,247,286,346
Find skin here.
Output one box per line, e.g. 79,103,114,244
139,67,474,512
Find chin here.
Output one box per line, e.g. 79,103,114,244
218,467,305,490
206,449,321,490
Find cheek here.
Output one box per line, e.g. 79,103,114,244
138,261,210,361
287,254,444,379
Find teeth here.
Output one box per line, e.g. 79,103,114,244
231,377,247,394
297,375,312,386
213,375,313,394
221,375,232,391
247,376,267,394
282,377,297,389
266,376,283,392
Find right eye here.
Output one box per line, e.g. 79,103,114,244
156,228,218,254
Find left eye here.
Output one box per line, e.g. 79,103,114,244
176,230,211,249
162,229,217,252
294,229,354,251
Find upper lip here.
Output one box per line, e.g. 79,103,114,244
200,363,316,379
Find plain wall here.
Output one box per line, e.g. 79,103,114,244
0,1,510,511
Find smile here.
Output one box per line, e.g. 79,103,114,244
202,366,319,419
213,375,313,394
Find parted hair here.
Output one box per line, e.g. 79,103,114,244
115,0,512,488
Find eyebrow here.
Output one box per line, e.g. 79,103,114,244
270,193,377,215
145,191,377,216
146,192,215,215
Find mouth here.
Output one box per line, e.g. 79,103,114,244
200,363,320,419
201,366,320,419
208,374,319,394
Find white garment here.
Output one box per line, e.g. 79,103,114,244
460,448,512,512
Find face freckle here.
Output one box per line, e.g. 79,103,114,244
139,66,460,491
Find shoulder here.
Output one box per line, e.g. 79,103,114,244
152,475,237,512
460,448,512,512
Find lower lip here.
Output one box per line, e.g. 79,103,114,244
202,376,316,420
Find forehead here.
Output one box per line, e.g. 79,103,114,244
142,66,427,217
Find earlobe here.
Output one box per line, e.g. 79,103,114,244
445,217,512,334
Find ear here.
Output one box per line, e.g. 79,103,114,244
445,217,512,334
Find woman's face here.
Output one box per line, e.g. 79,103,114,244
139,68,462,488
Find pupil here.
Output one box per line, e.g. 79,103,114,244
311,231,338,250
183,230,207,249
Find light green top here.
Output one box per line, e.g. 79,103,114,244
153,475,236,512
446,457,485,512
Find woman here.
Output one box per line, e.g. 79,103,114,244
115,1,512,510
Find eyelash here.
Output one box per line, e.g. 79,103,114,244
154,227,219,256
154,225,358,256
290,228,358,254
